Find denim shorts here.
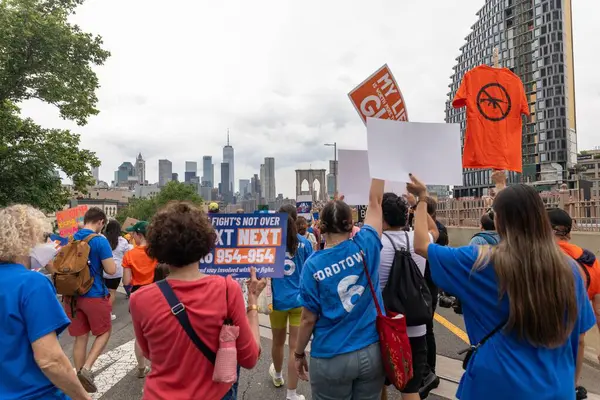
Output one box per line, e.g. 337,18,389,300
309,342,385,400
221,365,241,400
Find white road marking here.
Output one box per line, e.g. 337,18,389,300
91,339,135,374
91,340,137,399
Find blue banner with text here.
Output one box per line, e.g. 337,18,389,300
199,213,288,278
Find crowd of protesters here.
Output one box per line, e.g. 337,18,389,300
0,170,597,400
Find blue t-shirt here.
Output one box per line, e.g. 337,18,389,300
49,234,69,247
74,229,113,298
428,244,596,400
300,224,384,358
272,234,313,311
0,263,71,400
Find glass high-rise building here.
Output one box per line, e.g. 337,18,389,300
264,157,276,203
223,132,235,194
202,156,214,188
185,161,197,184
158,159,172,187
446,0,577,197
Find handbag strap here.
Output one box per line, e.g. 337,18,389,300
156,279,216,364
355,243,384,317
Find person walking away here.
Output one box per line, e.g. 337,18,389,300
408,171,595,400
548,208,600,399
103,220,132,321
269,205,313,400
420,198,448,398
130,201,265,400
0,205,92,400
378,194,439,400
297,216,318,251
469,213,500,246
122,221,158,378
295,179,386,400
62,207,117,393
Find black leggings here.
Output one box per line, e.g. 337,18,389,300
425,301,437,373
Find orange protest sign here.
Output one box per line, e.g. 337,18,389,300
348,64,408,125
56,205,88,237
122,217,139,232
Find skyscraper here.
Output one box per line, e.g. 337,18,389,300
220,162,231,203
239,179,250,197
446,0,577,197
135,153,146,185
91,166,99,184
115,162,135,187
259,163,266,200
185,161,197,184
222,131,235,193
158,159,173,187
264,157,276,203
250,174,260,199
202,156,214,188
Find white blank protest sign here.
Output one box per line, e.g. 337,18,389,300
338,149,405,206
366,118,463,185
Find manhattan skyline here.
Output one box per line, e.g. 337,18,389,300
20,0,600,198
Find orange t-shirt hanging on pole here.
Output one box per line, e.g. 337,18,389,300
452,65,530,173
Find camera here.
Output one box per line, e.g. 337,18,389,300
438,292,463,315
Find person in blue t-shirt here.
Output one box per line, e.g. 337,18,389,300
295,179,386,400
407,171,596,400
0,204,91,400
268,204,313,400
63,207,116,393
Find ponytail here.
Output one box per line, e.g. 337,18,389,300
279,204,299,257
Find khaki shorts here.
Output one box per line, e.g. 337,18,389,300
269,307,302,329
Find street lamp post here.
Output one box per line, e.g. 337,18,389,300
324,142,337,198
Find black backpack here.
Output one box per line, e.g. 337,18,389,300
472,232,499,245
382,232,433,326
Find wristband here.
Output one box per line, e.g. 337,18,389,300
294,351,306,360
247,304,258,313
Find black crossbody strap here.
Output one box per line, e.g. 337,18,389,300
156,279,216,364
382,232,398,252
475,320,505,349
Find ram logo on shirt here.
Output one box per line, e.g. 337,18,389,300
338,275,365,312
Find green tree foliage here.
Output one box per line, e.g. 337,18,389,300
0,0,110,124
0,0,110,212
116,181,204,223
0,103,99,211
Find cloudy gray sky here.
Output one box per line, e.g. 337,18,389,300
20,0,600,197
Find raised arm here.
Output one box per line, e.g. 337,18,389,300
406,174,431,259
363,179,385,236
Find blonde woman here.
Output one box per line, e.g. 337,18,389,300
0,205,91,400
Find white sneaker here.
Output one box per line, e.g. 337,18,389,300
288,395,305,400
111,314,116,321
269,363,285,388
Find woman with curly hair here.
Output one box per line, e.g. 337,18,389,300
0,205,90,400
129,201,267,400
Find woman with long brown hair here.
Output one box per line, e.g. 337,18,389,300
407,171,594,400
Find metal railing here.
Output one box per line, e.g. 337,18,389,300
436,187,600,232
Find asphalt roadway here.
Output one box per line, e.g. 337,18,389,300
57,291,600,400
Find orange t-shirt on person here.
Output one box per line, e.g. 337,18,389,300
558,241,600,301
452,65,530,173
122,246,158,286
